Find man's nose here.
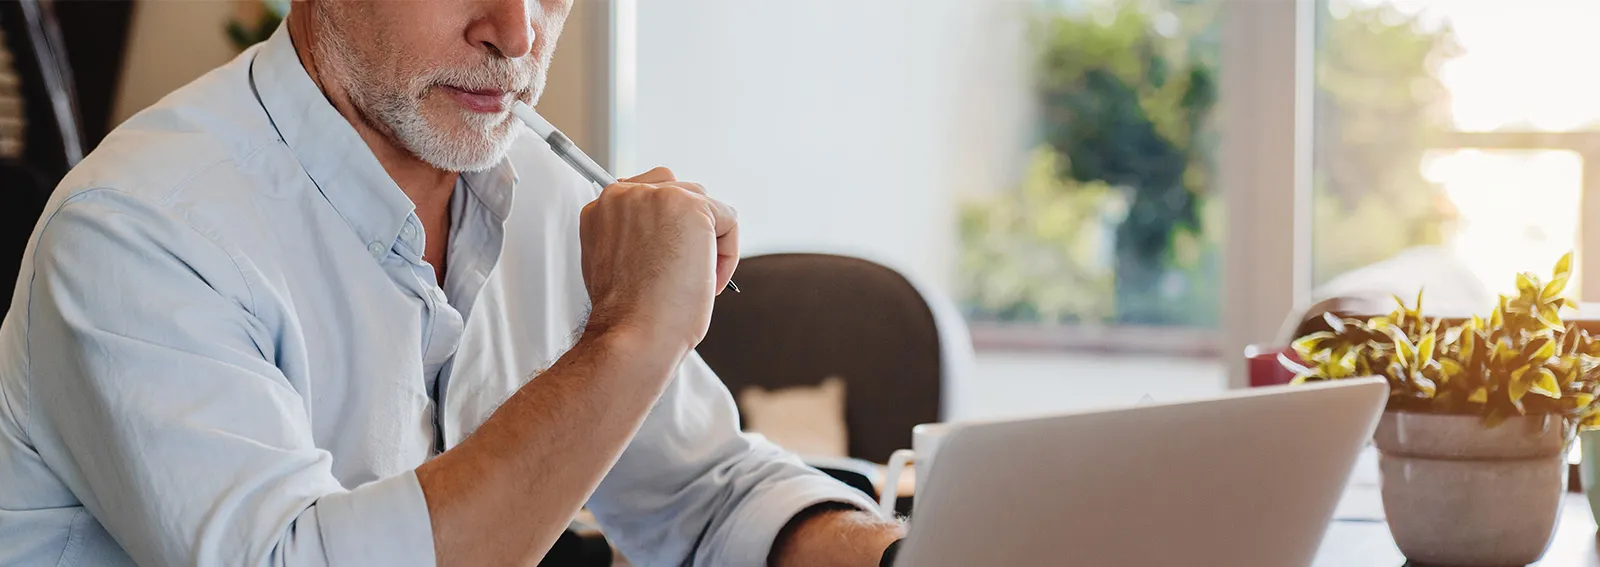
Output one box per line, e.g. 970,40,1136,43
467,0,535,59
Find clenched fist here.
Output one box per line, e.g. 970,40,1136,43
578,167,739,355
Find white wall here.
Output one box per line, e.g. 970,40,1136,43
630,0,1034,297
113,0,252,124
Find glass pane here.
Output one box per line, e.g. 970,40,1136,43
958,0,1223,328
1312,0,1589,313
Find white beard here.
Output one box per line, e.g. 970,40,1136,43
311,4,552,172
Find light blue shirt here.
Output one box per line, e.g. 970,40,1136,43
0,26,872,567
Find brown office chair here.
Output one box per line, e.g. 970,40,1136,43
697,253,972,466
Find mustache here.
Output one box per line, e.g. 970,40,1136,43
421,57,537,98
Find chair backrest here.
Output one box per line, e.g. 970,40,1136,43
697,253,967,463
0,0,84,179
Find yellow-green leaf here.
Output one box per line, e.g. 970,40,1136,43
1492,297,1506,328
1571,392,1596,409
1337,349,1358,376
1532,339,1558,362
1532,368,1562,399
1386,362,1407,382
1468,387,1489,404
1291,332,1334,359
1416,332,1436,365
1413,374,1437,398
1440,358,1464,379
1544,272,1570,301
1442,325,1464,347
1394,334,1416,365
1556,251,1574,279
1517,272,1539,297
1537,304,1563,331
1322,312,1346,334
1491,339,1514,364
1581,354,1600,374
1509,368,1533,403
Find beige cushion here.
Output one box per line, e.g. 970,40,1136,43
739,377,848,458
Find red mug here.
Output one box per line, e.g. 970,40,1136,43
1245,344,1300,388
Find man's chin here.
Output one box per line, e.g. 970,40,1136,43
413,131,520,173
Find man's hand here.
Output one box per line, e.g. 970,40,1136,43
579,166,739,353
771,506,907,567
417,166,741,566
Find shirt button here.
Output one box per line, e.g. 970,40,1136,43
401,224,416,240
367,241,386,257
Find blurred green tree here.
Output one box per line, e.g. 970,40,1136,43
961,0,1218,326
960,0,1456,328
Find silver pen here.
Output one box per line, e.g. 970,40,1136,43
512,102,739,293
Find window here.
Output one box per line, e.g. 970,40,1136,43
1311,0,1600,312
959,0,1224,334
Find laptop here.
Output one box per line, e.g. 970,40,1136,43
893,377,1388,566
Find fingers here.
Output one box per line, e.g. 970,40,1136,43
702,197,740,294
622,166,676,184
594,170,738,295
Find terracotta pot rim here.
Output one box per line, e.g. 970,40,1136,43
1375,411,1572,460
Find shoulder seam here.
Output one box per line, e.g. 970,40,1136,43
22,188,118,441
21,184,265,439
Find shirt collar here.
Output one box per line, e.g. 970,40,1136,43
249,24,518,249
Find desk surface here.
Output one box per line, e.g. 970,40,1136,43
1315,450,1599,566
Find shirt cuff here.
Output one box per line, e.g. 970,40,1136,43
724,473,880,567
313,470,437,566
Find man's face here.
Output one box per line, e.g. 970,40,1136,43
309,0,572,172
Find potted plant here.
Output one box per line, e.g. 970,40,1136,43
1284,253,1600,566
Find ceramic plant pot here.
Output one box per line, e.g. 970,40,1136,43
1374,411,1570,567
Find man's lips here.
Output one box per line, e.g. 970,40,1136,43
440,85,511,113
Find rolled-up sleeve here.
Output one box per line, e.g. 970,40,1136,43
585,352,877,567
22,189,435,566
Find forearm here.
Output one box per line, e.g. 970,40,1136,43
415,327,683,566
770,506,906,567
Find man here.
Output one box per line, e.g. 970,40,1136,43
0,0,905,565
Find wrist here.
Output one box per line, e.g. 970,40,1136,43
579,319,689,373
771,505,906,567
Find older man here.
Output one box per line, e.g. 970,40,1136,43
0,1,904,565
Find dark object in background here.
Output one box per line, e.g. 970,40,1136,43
0,159,52,315
50,0,133,150
0,0,133,315
697,253,952,464
537,521,612,567
0,0,84,180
